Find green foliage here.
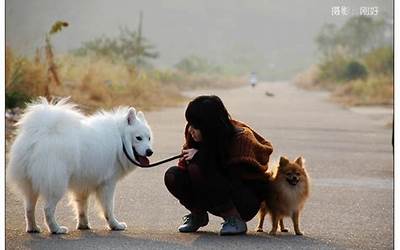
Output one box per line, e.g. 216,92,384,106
5,91,29,109
318,55,347,82
316,16,392,59
6,48,49,108
118,26,159,67
337,16,384,57
318,55,367,82
175,55,222,75
75,27,159,68
7,57,25,87
315,23,339,59
74,36,122,62
148,69,185,83
314,15,392,102
6,56,30,109
363,46,393,75
343,61,368,81
74,13,159,69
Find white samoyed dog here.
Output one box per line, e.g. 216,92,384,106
7,97,153,234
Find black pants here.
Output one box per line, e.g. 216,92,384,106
164,162,263,222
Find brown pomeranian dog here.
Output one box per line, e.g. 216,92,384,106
256,156,310,235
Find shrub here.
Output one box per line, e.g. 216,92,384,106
334,75,393,105
175,55,221,75
318,54,348,82
5,47,48,108
5,91,29,109
318,54,367,83
343,61,368,81
363,47,393,75
293,65,321,89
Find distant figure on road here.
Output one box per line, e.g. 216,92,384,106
164,95,273,235
250,72,257,88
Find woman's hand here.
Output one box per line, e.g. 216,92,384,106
182,148,198,161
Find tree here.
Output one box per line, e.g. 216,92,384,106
315,23,339,59
75,36,121,62
75,12,159,69
124,11,159,68
316,16,393,59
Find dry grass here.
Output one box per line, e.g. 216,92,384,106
52,54,244,112
332,75,393,106
5,49,187,112
148,69,245,91
292,65,321,89
185,74,245,89
293,64,393,106
51,54,187,112
6,47,244,113
6,47,49,97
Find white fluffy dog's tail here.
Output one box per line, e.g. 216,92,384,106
14,97,81,134
7,97,83,197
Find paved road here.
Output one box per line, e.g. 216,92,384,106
6,82,393,249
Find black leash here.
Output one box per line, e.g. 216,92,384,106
122,144,183,168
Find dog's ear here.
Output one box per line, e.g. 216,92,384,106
295,156,305,168
137,111,146,122
279,156,289,168
127,107,137,125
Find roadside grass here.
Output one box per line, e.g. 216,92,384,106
293,64,393,107
332,75,393,106
53,54,186,112
6,48,244,113
6,47,49,107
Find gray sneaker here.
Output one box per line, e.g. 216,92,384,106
178,213,209,233
220,217,247,235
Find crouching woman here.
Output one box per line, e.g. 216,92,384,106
164,95,273,235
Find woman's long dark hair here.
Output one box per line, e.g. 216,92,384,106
185,95,236,168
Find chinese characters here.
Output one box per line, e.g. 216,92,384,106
331,6,379,16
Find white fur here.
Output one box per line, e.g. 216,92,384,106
7,97,153,234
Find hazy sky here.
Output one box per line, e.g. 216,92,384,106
6,0,393,79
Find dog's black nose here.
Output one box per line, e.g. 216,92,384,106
146,149,153,157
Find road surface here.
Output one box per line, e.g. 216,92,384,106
5,82,393,249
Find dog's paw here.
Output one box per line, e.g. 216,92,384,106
255,227,264,232
269,230,277,236
27,226,41,233
295,231,304,236
280,228,289,232
110,222,127,231
51,226,69,234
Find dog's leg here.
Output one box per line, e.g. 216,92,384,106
23,186,41,233
96,183,127,231
43,194,68,234
292,210,303,235
279,219,288,232
269,214,279,235
73,192,91,230
255,201,267,232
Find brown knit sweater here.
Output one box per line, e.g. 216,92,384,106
179,119,273,181
227,120,273,181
